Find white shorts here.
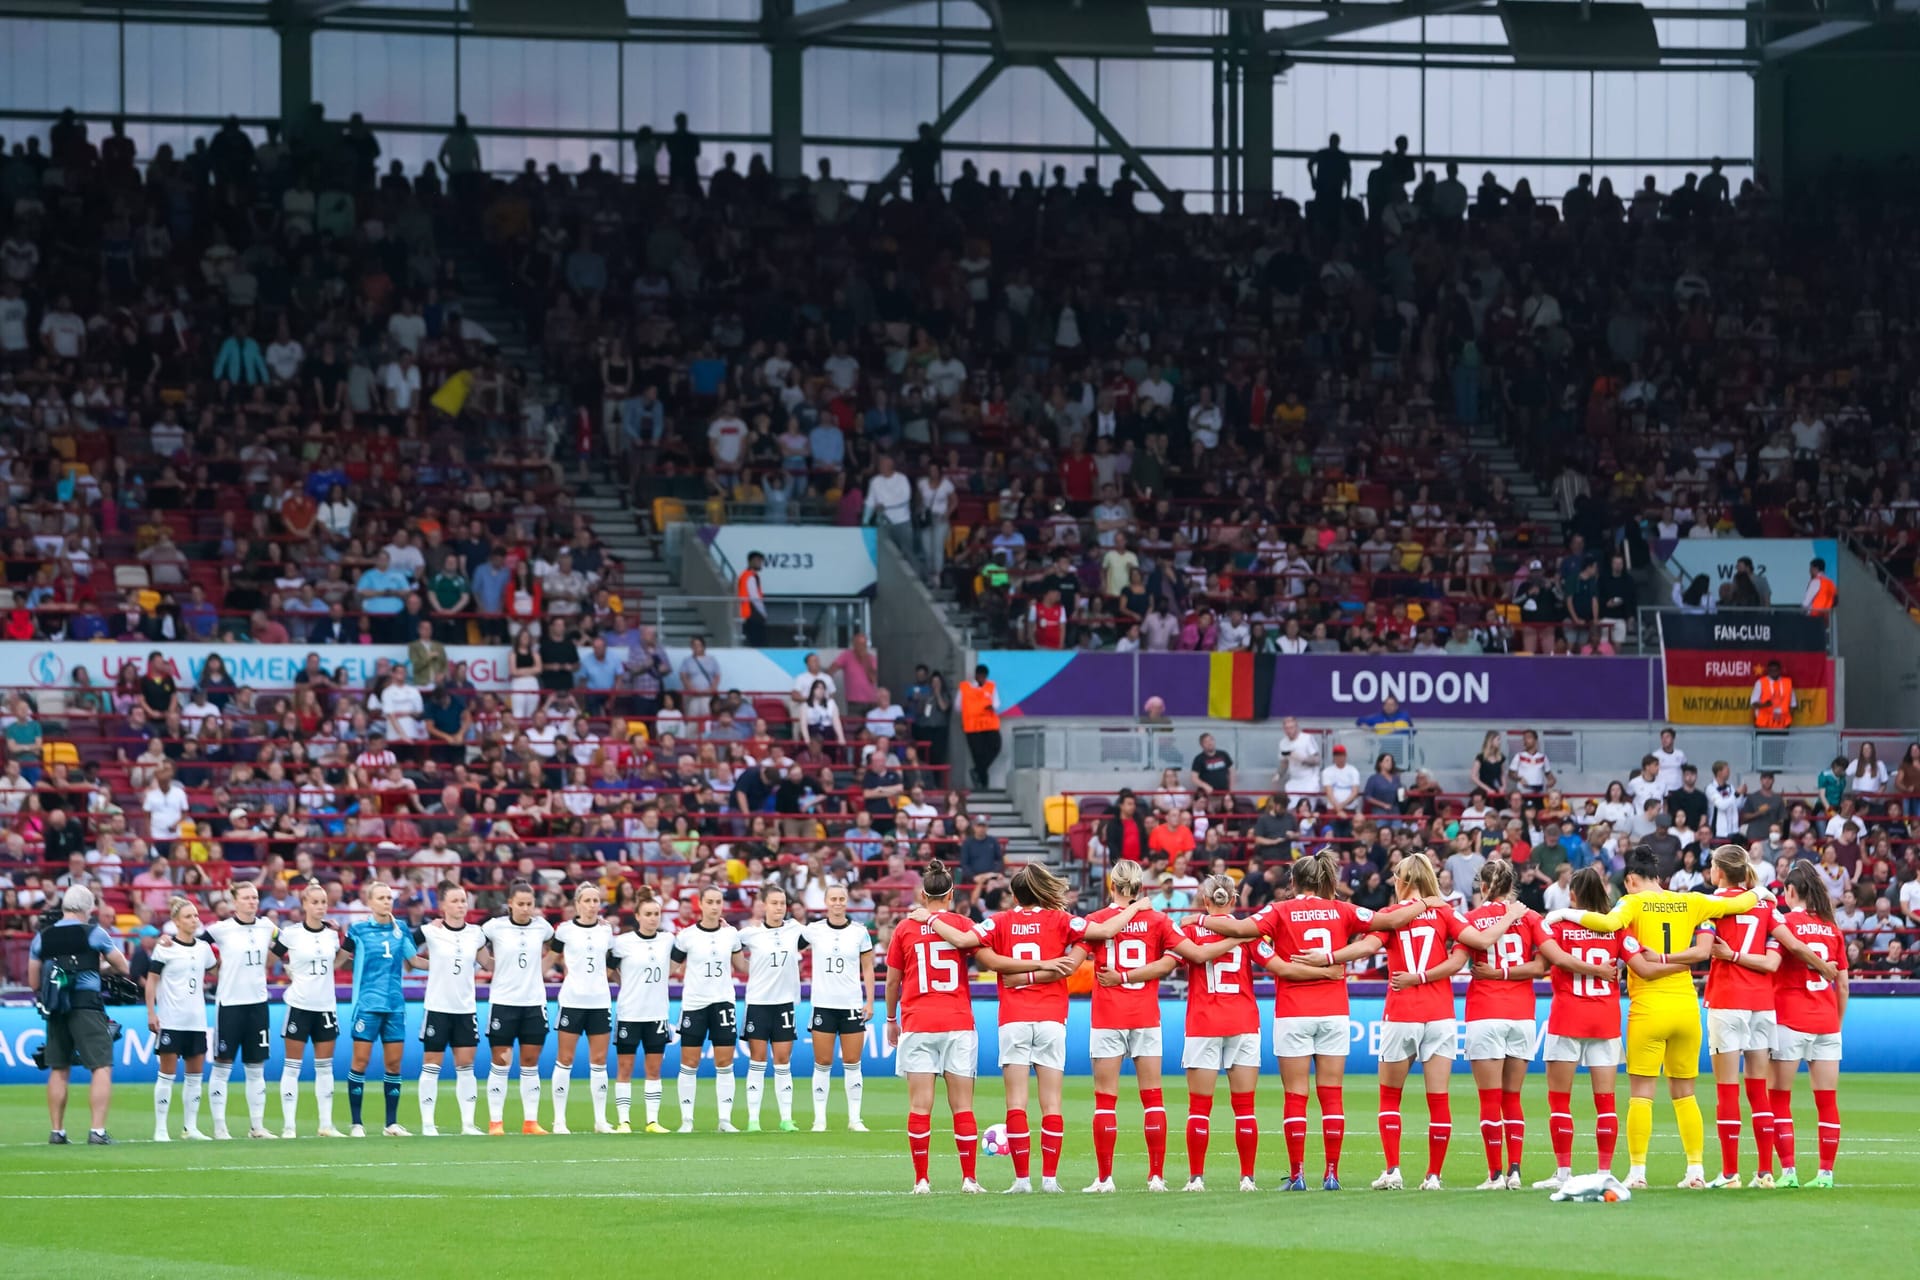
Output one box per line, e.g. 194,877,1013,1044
1708,1008,1778,1056
1089,1026,1163,1061
1464,1018,1536,1061
1273,1016,1350,1059
1378,1019,1458,1064
896,1030,978,1078
1181,1033,1261,1071
1542,1034,1622,1068
1771,1026,1842,1063
998,1021,1067,1070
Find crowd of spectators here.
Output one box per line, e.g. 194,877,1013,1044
1062,721,1920,977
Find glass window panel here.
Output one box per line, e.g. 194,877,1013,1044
122,24,278,120
314,32,456,126
803,49,941,140
0,19,120,117
622,43,769,143
459,38,619,134
1080,59,1213,151
949,64,1093,147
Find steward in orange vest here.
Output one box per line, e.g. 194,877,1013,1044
1804,557,1837,615
1751,660,1793,730
959,664,1002,789
737,550,767,647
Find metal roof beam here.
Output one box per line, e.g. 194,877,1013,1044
1265,0,1487,48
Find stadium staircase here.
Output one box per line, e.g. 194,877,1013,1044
1469,425,1561,528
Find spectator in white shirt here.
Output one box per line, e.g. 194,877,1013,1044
1320,745,1362,815
707,402,748,471
1706,760,1743,838
863,454,915,557
387,297,427,353
379,670,426,742
1508,731,1554,792
925,348,967,401
823,342,860,391
380,349,421,411
1187,386,1222,450
1625,755,1668,811
1651,728,1686,793
1277,716,1321,799
39,295,86,360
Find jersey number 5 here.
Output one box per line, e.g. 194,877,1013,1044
914,941,961,993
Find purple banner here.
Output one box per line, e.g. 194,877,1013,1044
981,651,1658,722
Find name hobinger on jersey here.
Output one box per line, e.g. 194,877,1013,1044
1713,623,1772,642
1330,670,1491,705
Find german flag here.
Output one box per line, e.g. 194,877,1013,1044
1207,651,1276,722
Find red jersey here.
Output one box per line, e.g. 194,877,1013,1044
1458,902,1548,1022
1030,603,1066,649
974,907,1087,1025
1085,905,1186,1030
1250,895,1373,1018
1702,888,1778,1012
1545,920,1626,1040
1373,900,1466,1023
886,913,976,1034
1774,910,1847,1034
1179,921,1263,1038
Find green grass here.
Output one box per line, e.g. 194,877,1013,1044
0,1075,1912,1279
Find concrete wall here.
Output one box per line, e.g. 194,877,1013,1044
677,536,739,644
1836,543,1920,729
873,536,968,766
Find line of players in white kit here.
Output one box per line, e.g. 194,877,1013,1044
142,875,879,1141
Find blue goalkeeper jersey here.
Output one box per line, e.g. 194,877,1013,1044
344,917,417,1013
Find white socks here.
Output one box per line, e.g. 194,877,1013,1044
280,1063,301,1132
314,1061,334,1131
715,1065,736,1123
589,1064,608,1126
418,1063,441,1128
552,1061,572,1127
455,1066,477,1130
488,1067,510,1126
678,1067,699,1128
182,1071,202,1131
844,1063,864,1125
520,1072,542,1126
813,1068,832,1124
644,1079,662,1124
208,1061,232,1135
243,1063,267,1130
616,1081,633,1125
746,1060,767,1122
154,1074,173,1135
773,1064,793,1124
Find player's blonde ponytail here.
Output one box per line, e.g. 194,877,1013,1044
1710,844,1751,888
1395,852,1439,900
1198,874,1237,910
1107,859,1145,902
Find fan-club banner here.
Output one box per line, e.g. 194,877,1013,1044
1658,611,1833,725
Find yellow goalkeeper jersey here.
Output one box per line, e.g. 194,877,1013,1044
1577,888,1757,1006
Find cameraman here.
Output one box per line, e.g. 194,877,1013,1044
28,886,129,1145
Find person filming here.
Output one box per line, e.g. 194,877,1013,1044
28,886,130,1145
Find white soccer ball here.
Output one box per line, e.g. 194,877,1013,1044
982,1123,1009,1157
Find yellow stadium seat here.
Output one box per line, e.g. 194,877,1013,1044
1043,795,1079,836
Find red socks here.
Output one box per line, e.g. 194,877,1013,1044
1814,1089,1840,1175
1745,1077,1775,1175
1231,1092,1258,1179
1378,1085,1403,1170
1477,1087,1505,1178
1547,1090,1574,1171
1283,1091,1309,1178
954,1110,979,1182
1092,1092,1118,1182
1501,1089,1525,1172
1040,1114,1065,1180
1004,1107,1031,1179
908,1111,932,1184
1186,1092,1213,1179
1426,1092,1452,1180
1141,1088,1168,1179
1594,1093,1619,1170
1716,1082,1743,1178
1770,1089,1796,1169
1316,1084,1345,1179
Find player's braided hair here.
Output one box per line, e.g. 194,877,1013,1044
1479,858,1516,901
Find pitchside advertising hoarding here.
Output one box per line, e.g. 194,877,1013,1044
2,996,1907,1084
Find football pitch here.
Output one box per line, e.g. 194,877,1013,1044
0,1075,1911,1279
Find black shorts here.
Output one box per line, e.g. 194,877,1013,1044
216,1002,272,1064
156,1028,209,1059
810,1007,869,1037
742,1002,797,1043
282,1007,339,1045
616,1019,672,1057
678,1002,737,1048
556,1006,612,1037
487,1003,549,1048
421,1010,480,1052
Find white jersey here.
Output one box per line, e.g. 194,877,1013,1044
481,915,555,1008
416,920,486,1014
801,918,874,1011
739,920,804,1005
149,937,216,1032
207,916,278,1006
672,923,742,1011
553,919,614,1009
611,928,675,1023
274,923,341,1013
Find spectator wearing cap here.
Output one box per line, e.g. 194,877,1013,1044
30,885,129,1144
1320,744,1362,827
